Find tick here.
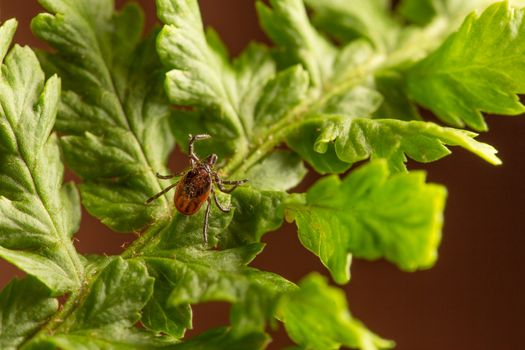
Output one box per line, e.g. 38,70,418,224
146,134,248,244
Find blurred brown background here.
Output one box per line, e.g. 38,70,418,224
1,1,524,349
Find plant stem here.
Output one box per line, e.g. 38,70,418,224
121,219,170,259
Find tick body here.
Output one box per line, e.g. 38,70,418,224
146,134,248,245
174,165,212,215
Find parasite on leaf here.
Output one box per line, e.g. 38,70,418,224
146,134,248,244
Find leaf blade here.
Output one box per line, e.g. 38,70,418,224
287,116,501,174
32,0,175,232
305,0,401,51
143,243,295,336
27,258,160,349
0,277,58,350
279,274,393,350
406,2,525,131
286,161,447,284
0,19,83,294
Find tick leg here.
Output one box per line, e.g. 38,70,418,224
212,187,231,213
145,183,177,204
189,134,210,166
156,172,175,179
203,197,212,244
156,170,186,180
214,174,248,194
221,179,249,185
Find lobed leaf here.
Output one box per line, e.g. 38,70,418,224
0,277,58,349
132,174,293,336
157,0,247,153
406,2,525,131
256,0,417,154
305,0,401,51
0,19,83,294
256,0,384,110
0,0,517,348
26,328,175,349
254,66,309,130
32,0,175,232
257,0,337,87
26,258,162,348
219,187,287,249
142,243,295,336
158,0,317,185
142,265,193,338
139,202,246,338
158,0,281,156
398,0,501,26
286,161,446,284
279,274,394,350
373,71,421,121
245,151,307,192
287,115,501,174
170,327,269,350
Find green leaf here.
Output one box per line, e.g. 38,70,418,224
32,0,175,232
254,65,310,129
27,328,175,350
406,2,525,131
138,192,288,336
373,71,421,121
257,0,386,105
28,258,161,348
287,115,501,174
246,151,307,192
0,277,58,350
157,0,277,155
397,0,499,26
286,161,447,284
140,206,251,337
257,0,337,87
0,19,83,294
158,0,318,185
279,273,394,350
305,0,401,51
171,327,269,350
220,187,287,249
142,266,193,339
314,83,384,118
65,258,153,331
157,0,245,147
256,0,386,124
143,244,295,335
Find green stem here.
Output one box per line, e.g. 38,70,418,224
121,219,170,259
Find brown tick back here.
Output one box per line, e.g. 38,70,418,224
146,134,248,245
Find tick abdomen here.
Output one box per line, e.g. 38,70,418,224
147,134,247,244
174,166,212,215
